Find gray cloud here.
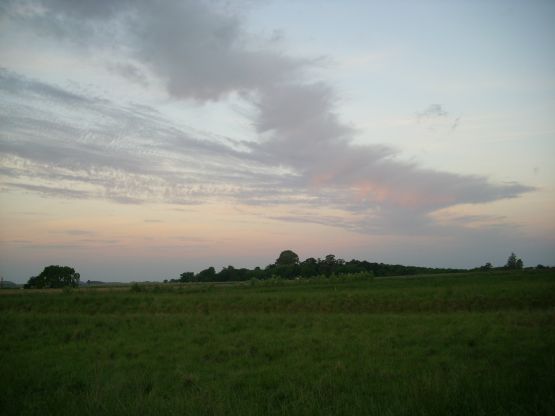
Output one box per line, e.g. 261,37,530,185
0,71,302,209
451,116,461,131
107,62,149,87
77,239,119,245
418,104,448,120
268,213,360,232
416,104,461,133
0,0,536,235
51,229,95,236
0,68,93,105
4,182,93,199
6,0,308,101
448,214,507,225
251,82,532,218
132,4,307,101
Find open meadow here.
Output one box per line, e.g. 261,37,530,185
1,270,554,415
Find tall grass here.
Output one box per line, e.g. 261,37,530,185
1,270,554,415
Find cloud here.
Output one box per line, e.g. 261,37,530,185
4,182,93,199
3,66,529,232
418,104,448,120
0,69,274,205
107,62,149,87
51,229,95,236
6,0,308,101
250,82,532,218
451,116,461,131
416,104,462,134
0,1,536,236
268,213,360,232
0,68,93,105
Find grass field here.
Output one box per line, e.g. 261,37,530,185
1,270,554,415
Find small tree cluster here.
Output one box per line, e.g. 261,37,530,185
24,265,80,289
505,252,523,270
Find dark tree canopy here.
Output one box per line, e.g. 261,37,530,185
179,272,195,282
197,266,216,282
24,265,80,289
275,250,300,266
480,262,493,271
173,249,468,283
505,252,523,270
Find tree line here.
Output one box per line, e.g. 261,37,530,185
23,251,541,288
167,250,466,283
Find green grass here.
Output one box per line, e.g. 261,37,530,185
1,270,554,415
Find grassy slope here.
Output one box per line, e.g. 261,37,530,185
1,270,554,415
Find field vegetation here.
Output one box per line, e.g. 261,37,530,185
1,269,554,415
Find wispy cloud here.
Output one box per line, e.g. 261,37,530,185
417,104,448,120
51,229,95,236
416,104,462,134
451,116,461,131
4,182,93,199
0,0,535,236
106,62,149,87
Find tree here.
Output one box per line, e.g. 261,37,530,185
505,252,523,270
480,262,493,271
218,265,237,281
24,265,80,289
179,272,195,282
197,266,216,282
275,250,299,266
321,254,338,277
300,257,319,277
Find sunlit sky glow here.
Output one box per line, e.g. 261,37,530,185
1,0,554,282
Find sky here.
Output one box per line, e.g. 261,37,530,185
0,0,554,283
